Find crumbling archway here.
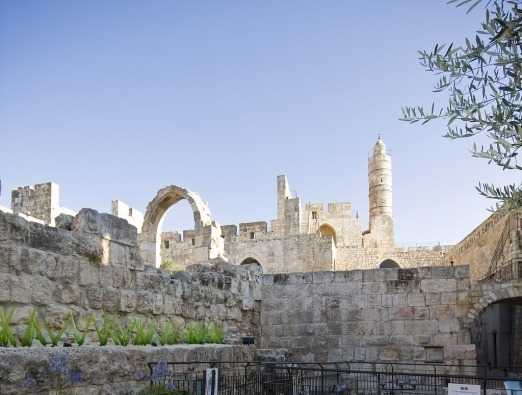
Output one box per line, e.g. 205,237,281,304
139,185,224,267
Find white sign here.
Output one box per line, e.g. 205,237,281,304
205,368,219,395
448,383,481,395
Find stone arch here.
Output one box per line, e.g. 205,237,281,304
467,280,522,322
318,223,336,244
467,280,522,371
379,258,400,269
240,257,263,274
139,185,223,267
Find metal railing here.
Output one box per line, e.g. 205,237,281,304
147,361,522,394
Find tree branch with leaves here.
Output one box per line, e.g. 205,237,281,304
401,0,522,211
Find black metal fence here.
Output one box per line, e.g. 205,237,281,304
147,361,522,395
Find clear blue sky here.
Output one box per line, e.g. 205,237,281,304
0,1,516,245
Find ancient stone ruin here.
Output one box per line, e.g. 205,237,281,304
1,137,522,394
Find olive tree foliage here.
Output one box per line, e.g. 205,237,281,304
401,0,522,211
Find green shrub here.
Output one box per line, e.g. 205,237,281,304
0,307,16,347
158,320,181,346
131,319,156,346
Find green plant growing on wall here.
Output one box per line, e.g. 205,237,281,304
32,313,49,346
205,322,224,344
18,312,37,347
183,322,208,345
161,258,184,272
95,315,113,346
67,313,93,346
158,320,181,346
112,321,132,346
0,307,16,347
131,319,157,346
47,323,64,347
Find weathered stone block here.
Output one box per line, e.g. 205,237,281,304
58,256,79,284
79,261,100,286
72,208,137,246
367,294,381,306
10,274,31,303
407,293,425,307
431,267,454,279
0,274,10,301
362,282,387,294
86,285,104,309
379,347,400,361
425,292,441,306
404,320,437,335
420,279,457,293
438,319,460,333
440,292,457,305
444,344,476,360
31,275,54,305
102,288,120,312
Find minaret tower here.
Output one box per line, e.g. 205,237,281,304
368,136,393,221
366,136,394,247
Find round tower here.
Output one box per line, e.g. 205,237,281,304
368,136,393,222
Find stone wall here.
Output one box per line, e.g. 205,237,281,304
0,344,255,394
10,182,75,227
260,266,475,364
335,245,449,271
446,210,522,280
0,210,260,343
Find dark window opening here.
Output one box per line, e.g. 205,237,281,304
250,232,255,239
128,207,133,216
379,259,400,269
312,211,318,220
492,331,498,368
164,240,170,249
191,238,196,246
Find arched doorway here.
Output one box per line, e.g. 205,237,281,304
139,185,224,268
318,224,336,244
379,259,400,269
471,297,522,374
240,257,263,274
467,281,522,374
